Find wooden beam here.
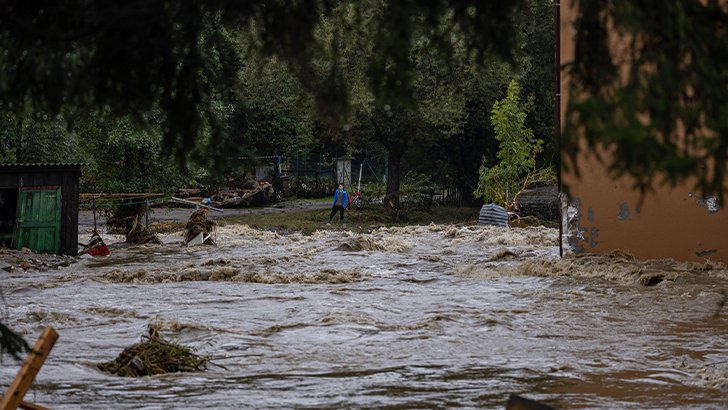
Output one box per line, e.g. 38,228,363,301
0,327,59,410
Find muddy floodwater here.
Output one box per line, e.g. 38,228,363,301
2,224,727,409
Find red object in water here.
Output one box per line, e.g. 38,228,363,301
86,244,110,257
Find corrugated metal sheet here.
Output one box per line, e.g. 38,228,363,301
479,203,509,227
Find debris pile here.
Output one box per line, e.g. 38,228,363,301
184,210,216,246
514,183,559,221
175,181,274,208
79,229,110,257
103,204,159,244
97,329,208,377
0,248,76,272
105,203,144,234
217,182,274,208
126,216,160,245
174,188,209,199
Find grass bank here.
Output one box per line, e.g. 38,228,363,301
224,204,481,234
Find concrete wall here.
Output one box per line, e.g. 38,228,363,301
560,0,727,263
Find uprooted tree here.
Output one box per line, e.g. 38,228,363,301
475,80,554,211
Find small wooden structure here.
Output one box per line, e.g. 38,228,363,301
0,164,83,255
0,327,58,410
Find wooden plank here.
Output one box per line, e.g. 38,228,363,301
0,327,59,410
15,188,62,254
20,187,59,192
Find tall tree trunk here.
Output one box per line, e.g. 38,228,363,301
384,150,402,212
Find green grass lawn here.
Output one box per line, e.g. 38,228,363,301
224,204,481,234
147,201,556,235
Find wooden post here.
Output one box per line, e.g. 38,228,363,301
145,199,150,229
1,327,59,410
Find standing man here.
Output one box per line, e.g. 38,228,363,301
326,184,347,225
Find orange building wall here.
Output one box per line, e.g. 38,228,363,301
560,0,728,263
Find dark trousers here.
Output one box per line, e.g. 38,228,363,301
329,205,345,220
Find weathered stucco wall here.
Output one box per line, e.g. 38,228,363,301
560,0,727,263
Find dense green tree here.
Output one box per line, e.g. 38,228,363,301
517,0,555,152
1,0,524,169
0,0,250,168
403,59,513,205
229,54,317,156
75,114,199,194
312,1,479,209
0,114,83,163
475,80,553,210
398,0,555,205
349,40,471,210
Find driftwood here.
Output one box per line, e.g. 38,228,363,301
126,216,159,245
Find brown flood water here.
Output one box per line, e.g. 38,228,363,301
1,224,727,409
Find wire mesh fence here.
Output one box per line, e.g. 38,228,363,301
281,150,386,186
272,150,465,204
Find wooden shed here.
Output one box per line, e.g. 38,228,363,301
0,163,83,256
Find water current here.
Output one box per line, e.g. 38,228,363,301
2,224,727,409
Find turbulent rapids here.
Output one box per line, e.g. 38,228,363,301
1,223,727,409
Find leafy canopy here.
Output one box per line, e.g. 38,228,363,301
1,0,524,170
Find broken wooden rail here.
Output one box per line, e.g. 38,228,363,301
1,327,58,410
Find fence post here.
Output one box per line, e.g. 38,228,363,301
145,198,150,229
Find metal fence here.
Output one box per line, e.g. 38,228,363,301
436,186,464,206
282,150,386,188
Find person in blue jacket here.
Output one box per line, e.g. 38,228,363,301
326,184,347,225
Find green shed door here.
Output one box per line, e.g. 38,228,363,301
16,186,62,254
